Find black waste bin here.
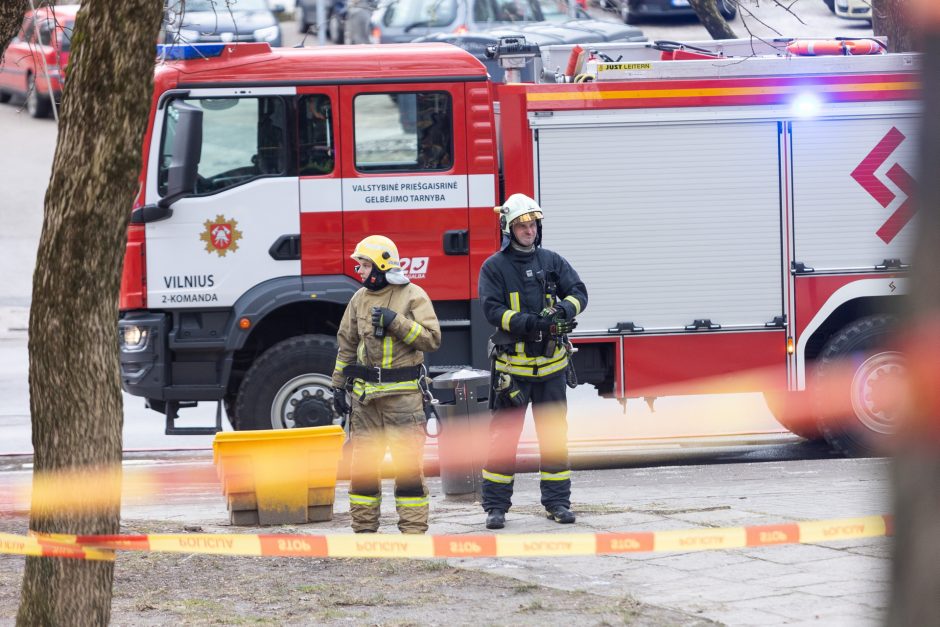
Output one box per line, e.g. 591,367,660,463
431,369,491,498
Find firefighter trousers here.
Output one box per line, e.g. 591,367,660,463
348,392,429,534
481,374,571,513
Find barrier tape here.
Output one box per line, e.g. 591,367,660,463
0,515,891,561
0,532,115,561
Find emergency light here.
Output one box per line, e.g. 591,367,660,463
156,43,226,61
791,92,822,118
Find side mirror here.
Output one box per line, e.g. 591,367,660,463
160,101,203,209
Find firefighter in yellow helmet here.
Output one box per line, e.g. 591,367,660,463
331,235,441,534
478,194,588,529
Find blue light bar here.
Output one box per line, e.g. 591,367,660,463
156,43,226,61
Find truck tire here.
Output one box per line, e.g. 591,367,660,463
763,391,823,441
234,334,340,431
0,89,11,103
718,0,737,20
815,314,903,457
26,74,51,119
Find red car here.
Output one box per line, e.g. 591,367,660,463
0,4,78,118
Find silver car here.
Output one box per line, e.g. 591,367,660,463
374,0,594,43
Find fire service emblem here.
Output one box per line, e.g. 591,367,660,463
200,215,243,257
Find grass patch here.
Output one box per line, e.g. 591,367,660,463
418,560,449,572
512,582,539,594
517,600,546,613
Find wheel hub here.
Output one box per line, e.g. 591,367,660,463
851,351,906,435
270,373,335,429
291,392,334,428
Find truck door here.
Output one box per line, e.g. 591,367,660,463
145,88,299,308
297,87,343,275
338,83,471,300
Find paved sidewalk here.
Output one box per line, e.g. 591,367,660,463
94,453,892,626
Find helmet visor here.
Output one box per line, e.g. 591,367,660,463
512,210,543,226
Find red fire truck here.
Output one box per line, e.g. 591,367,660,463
119,38,919,457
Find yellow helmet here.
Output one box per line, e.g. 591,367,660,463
351,235,401,272
495,193,543,235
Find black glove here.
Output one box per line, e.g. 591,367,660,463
553,317,577,334
371,306,397,329
533,316,555,335
534,316,577,336
331,387,350,415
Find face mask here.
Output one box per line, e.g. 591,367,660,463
363,265,388,291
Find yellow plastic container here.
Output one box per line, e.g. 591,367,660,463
212,425,345,526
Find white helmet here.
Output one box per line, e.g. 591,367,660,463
495,193,544,235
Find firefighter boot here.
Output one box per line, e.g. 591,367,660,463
350,495,381,533
547,505,575,524
396,495,429,534
486,509,506,530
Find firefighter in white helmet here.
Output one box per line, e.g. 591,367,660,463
331,235,441,534
478,193,588,529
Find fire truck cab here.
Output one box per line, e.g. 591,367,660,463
119,39,919,457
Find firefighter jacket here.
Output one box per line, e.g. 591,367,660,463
478,246,587,380
332,283,441,403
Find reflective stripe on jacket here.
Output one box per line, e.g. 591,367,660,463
478,246,587,381
332,282,441,402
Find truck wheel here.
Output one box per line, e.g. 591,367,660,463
763,391,823,441
234,334,340,431
26,74,51,119
0,89,11,104
815,314,903,457
223,395,239,430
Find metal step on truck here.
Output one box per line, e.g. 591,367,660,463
119,37,918,457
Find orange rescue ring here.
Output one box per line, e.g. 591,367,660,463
786,39,884,56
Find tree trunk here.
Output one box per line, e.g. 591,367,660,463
873,0,916,52
687,0,736,40
16,1,163,625
0,0,29,54
888,1,940,624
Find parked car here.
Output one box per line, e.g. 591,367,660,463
0,4,77,118
621,0,736,25
160,0,285,47
414,17,645,81
373,0,594,43
296,0,347,43
834,0,871,21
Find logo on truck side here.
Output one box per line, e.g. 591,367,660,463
851,127,915,244
200,215,243,257
400,256,429,279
